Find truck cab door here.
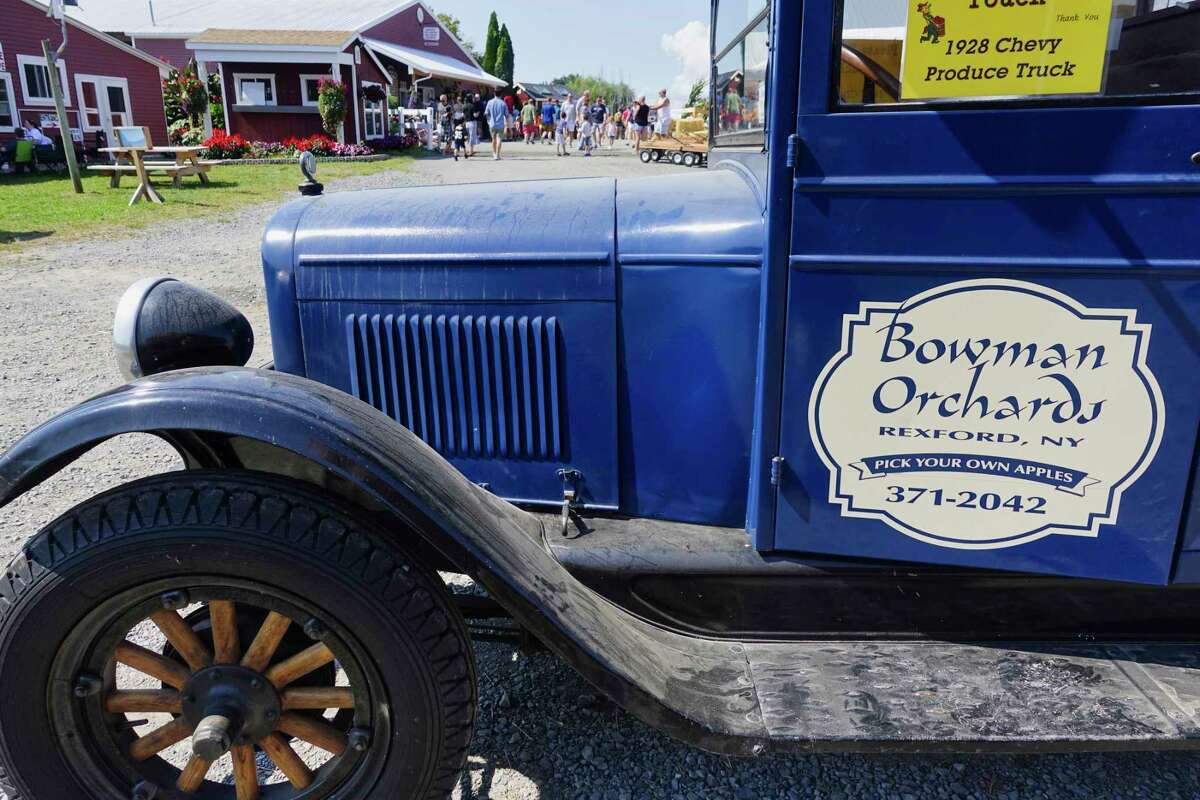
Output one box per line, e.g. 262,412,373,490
774,0,1200,583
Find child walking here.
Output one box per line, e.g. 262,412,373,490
452,121,468,161
555,111,570,157
579,119,594,157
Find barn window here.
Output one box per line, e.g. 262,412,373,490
234,73,277,106
17,54,70,106
0,74,16,128
300,74,327,106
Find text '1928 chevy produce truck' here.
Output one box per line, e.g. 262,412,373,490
2,0,1200,797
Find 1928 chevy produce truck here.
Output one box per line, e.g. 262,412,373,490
1,0,1199,797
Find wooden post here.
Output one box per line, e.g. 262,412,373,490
41,39,82,193
196,60,214,138
331,63,345,145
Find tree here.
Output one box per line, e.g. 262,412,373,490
687,78,708,108
497,24,514,88
552,74,635,108
482,12,500,76
436,12,483,63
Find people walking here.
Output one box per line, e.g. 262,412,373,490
634,96,650,143
579,117,595,156
465,97,479,158
589,95,608,129
485,87,508,160
556,109,571,157
473,92,488,152
541,98,558,144
520,101,537,144
563,93,577,145
452,119,467,161
437,94,453,154
575,92,591,149
452,93,467,133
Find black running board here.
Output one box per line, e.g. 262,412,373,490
548,514,1200,641
738,640,1200,752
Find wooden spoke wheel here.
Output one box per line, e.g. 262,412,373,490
95,594,361,798
0,472,476,800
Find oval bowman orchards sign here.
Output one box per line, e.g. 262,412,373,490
808,279,1164,550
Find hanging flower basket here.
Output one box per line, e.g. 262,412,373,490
317,78,349,136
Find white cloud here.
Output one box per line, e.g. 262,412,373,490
659,20,710,105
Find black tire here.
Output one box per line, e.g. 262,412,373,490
0,470,476,800
683,152,697,168
652,150,663,162
639,149,653,164
671,152,685,166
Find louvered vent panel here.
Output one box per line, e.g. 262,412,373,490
346,313,562,460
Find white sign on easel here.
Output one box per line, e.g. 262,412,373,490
240,83,266,105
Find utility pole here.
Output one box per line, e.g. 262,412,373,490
43,0,82,193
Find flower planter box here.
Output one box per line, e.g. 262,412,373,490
208,154,394,166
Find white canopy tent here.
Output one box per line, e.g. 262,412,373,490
362,37,505,88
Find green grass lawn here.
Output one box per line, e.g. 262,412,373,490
0,155,412,248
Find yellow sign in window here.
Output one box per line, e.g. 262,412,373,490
900,0,1114,100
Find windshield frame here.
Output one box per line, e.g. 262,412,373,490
711,1,772,149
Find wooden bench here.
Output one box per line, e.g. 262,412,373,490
94,127,215,204
87,160,211,190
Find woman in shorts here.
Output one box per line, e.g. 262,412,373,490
634,97,651,143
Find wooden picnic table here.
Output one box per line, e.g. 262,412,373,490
90,145,214,205
144,146,213,186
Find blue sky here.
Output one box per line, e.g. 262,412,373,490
432,1,711,102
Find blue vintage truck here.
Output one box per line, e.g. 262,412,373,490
1,0,1199,797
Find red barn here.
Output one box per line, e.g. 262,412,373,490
186,30,395,144
64,0,504,144
2,0,170,149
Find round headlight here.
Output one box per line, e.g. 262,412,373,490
113,277,254,380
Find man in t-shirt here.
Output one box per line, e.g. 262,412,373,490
464,95,478,158
485,87,508,160
589,97,608,127
562,93,577,144
541,99,558,144
520,101,537,144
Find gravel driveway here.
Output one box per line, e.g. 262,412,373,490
1,143,1197,800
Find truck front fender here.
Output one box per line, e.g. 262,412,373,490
0,367,768,756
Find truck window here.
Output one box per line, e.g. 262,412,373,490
836,0,1200,108
713,1,770,146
